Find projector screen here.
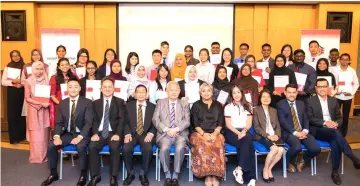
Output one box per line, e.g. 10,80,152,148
117,4,234,67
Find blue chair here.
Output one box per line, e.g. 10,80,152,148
314,140,344,175
59,145,79,179
157,145,192,181
284,143,315,176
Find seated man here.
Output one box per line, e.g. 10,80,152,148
87,77,125,186
152,81,190,186
307,78,360,185
277,84,320,173
123,85,156,186
42,78,93,186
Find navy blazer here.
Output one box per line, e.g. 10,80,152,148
97,65,107,79
276,99,309,138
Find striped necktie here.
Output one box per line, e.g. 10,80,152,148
102,100,110,138
70,100,76,134
170,103,175,128
136,104,144,135
163,57,166,64
290,102,301,132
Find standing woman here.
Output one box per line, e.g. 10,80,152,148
79,60,101,97
232,64,260,106
190,82,225,186
224,85,256,186
123,52,139,81
49,45,66,78
281,44,294,66
238,55,266,89
1,50,26,144
266,54,297,107
127,64,150,100
212,66,232,103
24,61,50,163
219,48,239,82
74,48,89,67
196,48,215,84
178,65,203,104
170,53,187,81
148,64,171,104
316,58,337,96
49,58,76,129
108,59,127,81
22,49,49,80
253,89,284,183
98,48,117,78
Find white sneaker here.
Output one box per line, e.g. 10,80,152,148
247,179,256,186
233,167,243,184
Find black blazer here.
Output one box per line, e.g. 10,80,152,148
307,95,343,136
124,100,156,136
178,79,204,99
97,65,107,79
55,96,93,138
92,96,126,137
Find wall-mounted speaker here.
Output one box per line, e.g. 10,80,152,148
327,12,353,43
1,10,27,41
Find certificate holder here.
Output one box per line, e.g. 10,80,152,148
274,75,289,93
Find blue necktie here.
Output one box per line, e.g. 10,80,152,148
163,57,166,64
102,100,110,138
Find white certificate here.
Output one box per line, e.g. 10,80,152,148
60,83,69,100
237,63,244,69
26,66,32,76
6,67,21,80
338,72,353,93
34,84,51,102
156,90,168,100
114,80,130,101
185,83,200,103
225,66,233,81
76,67,86,79
274,75,289,93
85,80,101,101
317,76,332,87
244,93,252,103
210,54,221,65
253,76,262,84
295,72,307,91
256,62,269,79
217,90,229,105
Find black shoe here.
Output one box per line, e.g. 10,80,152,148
171,178,179,186
123,174,135,185
331,172,342,185
139,175,149,186
164,178,172,186
110,176,118,186
353,161,360,169
87,175,101,186
261,171,270,183
41,174,59,186
269,177,274,182
76,175,87,186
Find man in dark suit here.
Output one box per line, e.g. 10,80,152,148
277,84,320,173
123,85,156,186
42,78,93,186
307,78,360,185
87,77,126,186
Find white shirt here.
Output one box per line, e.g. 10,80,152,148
106,64,111,76
149,80,168,104
68,96,80,133
196,61,215,84
136,100,147,125
318,95,331,122
224,103,251,129
98,97,113,132
305,55,323,70
333,66,359,100
264,109,275,136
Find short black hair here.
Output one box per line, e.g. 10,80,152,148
309,40,320,47
199,48,210,56
184,45,193,51
329,48,339,54
340,53,351,61
316,78,329,86
56,45,66,52
67,77,80,85
152,49,162,56
240,43,249,49
285,83,298,91
262,43,271,49
211,42,220,46
258,88,272,106
294,49,305,56
160,41,169,47
135,84,147,92
101,76,115,85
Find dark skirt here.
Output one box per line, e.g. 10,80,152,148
257,136,275,149
7,86,26,143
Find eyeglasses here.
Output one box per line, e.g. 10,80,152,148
316,86,328,89
185,50,192,52
87,67,96,70
80,55,88,58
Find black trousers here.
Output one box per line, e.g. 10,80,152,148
47,132,89,172
283,133,320,165
88,133,121,177
123,134,154,175
337,99,352,137
314,128,353,169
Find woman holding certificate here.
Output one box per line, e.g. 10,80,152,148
24,61,50,163
212,66,232,105
79,61,101,98
224,84,256,186
232,64,260,106
98,48,118,78
316,58,337,96
22,49,49,80
2,50,26,144
253,89,284,183
127,64,150,100
177,65,203,105
267,54,297,107
219,48,239,82
170,53,187,81
149,64,171,104
190,82,225,186
123,52,139,81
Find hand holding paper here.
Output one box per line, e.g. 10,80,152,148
60,83,69,100
86,80,101,101
76,67,86,79
294,72,307,91
217,90,229,105
34,84,51,103
114,80,130,101
7,67,21,81
274,75,289,93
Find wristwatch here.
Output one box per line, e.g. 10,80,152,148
200,132,205,136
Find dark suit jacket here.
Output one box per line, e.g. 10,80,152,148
178,79,204,99
97,65,107,79
257,57,275,70
55,96,93,138
124,100,156,136
92,96,126,137
307,95,343,136
277,99,308,138
253,105,281,140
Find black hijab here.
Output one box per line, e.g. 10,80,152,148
316,58,332,76
212,65,231,93
272,54,287,75
7,50,25,69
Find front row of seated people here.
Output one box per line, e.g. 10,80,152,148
41,77,360,186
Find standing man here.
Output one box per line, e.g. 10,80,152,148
152,81,190,186
257,43,275,84
233,43,249,64
87,77,125,186
328,48,340,73
277,84,320,173
160,41,173,68
184,45,200,66
123,85,156,186
146,49,163,80
305,40,324,69
41,78,93,186
210,42,221,64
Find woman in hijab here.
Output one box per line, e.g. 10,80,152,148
128,64,150,100
232,64,260,106
316,58,337,96
238,55,266,90
267,54,297,107
24,61,50,163
108,59,127,81
1,50,26,144
212,66,232,103
170,53,187,81
178,65,204,105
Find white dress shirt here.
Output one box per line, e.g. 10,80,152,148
98,97,113,132
318,95,331,123
68,96,80,133
333,66,360,100
106,64,111,76
195,61,215,84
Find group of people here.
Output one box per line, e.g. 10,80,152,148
1,39,359,186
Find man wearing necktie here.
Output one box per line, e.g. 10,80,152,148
153,81,190,186
123,85,156,186
160,41,173,68
87,77,126,186
42,78,93,186
277,84,320,173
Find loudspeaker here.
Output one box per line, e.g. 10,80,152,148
327,12,353,43
1,10,27,41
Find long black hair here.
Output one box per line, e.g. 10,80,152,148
84,60,98,79
125,52,139,74
56,58,76,85
220,48,234,65
100,48,118,67
228,84,253,114
281,44,293,62
75,48,89,66
156,64,171,91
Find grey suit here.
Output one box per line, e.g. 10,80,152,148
152,98,190,173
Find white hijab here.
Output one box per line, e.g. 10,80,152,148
184,65,199,84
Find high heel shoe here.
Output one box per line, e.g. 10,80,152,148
262,171,270,183
269,177,274,182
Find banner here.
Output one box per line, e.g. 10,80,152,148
41,28,80,77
